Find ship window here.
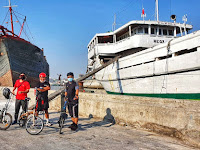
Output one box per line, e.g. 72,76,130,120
138,27,143,34
131,29,137,35
163,29,167,35
144,28,148,34
168,30,173,36
157,54,172,60
98,36,113,43
175,48,197,56
159,29,162,35
151,28,155,34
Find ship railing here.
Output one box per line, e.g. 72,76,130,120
0,25,19,38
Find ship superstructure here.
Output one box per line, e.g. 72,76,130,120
87,0,200,99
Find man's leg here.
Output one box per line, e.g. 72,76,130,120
44,110,49,119
13,100,21,124
68,104,75,128
71,117,78,124
71,104,78,131
21,100,27,113
44,109,52,126
43,99,51,126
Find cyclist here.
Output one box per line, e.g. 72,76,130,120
36,72,52,126
65,72,79,131
12,73,30,125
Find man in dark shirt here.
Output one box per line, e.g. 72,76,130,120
65,72,79,131
36,72,52,126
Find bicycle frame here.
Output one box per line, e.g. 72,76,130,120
32,98,45,125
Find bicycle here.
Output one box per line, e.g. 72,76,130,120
58,100,68,134
0,88,13,130
25,89,44,135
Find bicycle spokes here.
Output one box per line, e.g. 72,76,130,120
26,115,44,135
0,113,12,130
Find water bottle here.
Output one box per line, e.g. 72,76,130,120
63,101,67,110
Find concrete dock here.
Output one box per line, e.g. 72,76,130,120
0,87,200,149
0,100,197,150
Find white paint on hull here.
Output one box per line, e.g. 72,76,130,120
94,31,200,94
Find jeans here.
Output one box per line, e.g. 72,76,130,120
14,99,27,121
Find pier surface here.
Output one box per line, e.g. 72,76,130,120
0,100,197,150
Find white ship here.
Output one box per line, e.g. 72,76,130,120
87,0,200,99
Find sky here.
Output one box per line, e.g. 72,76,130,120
0,0,200,79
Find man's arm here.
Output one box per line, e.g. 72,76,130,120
73,89,79,100
75,89,79,96
37,86,50,92
65,92,68,97
74,83,79,100
19,89,30,94
12,87,16,95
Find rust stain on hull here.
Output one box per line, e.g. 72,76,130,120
0,70,40,87
0,70,13,86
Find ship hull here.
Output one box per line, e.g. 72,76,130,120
0,36,49,87
94,31,200,99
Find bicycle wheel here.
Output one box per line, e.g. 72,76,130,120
0,113,12,130
59,118,64,134
26,115,44,135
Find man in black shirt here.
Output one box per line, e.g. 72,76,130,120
36,72,52,126
65,72,79,131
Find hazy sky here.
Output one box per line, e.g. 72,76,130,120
0,0,200,79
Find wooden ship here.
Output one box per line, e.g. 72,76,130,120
0,0,49,87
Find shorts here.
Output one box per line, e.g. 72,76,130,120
35,98,49,112
68,103,78,118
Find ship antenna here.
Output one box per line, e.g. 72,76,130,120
4,0,17,36
112,14,116,31
155,0,159,21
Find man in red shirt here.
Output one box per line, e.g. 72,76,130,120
12,73,30,124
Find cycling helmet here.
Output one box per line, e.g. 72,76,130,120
39,72,46,78
3,88,11,99
67,72,74,77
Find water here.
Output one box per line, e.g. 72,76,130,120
51,86,64,91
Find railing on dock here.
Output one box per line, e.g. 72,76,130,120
29,55,121,110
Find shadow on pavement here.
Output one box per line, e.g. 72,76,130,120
78,108,116,131
8,108,116,135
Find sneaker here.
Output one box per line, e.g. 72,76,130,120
68,123,74,128
71,124,78,131
12,120,17,125
45,122,53,127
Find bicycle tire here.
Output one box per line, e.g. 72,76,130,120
59,118,64,134
0,113,12,130
26,115,44,135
